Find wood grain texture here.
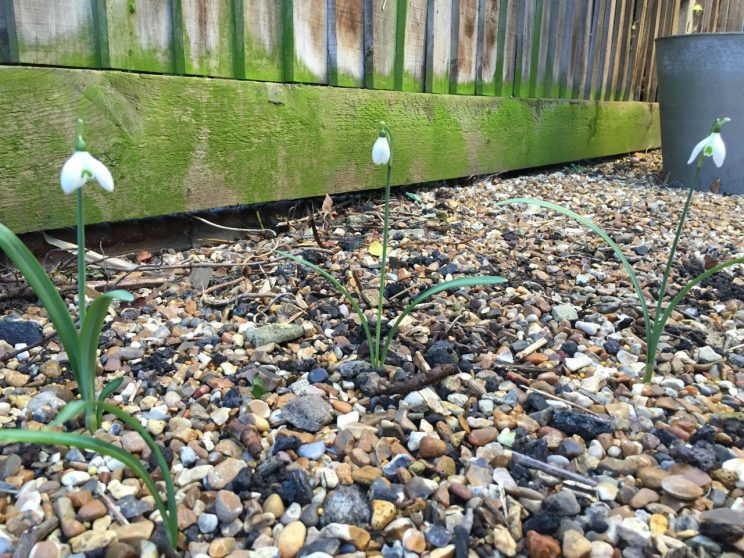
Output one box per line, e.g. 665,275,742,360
332,0,365,87
370,0,397,89
427,0,452,94
0,65,660,233
455,0,478,94
180,0,234,77
293,0,327,83
243,0,283,81
479,0,499,95
10,0,98,67
106,0,175,73
400,0,426,91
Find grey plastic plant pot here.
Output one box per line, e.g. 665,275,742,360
656,33,744,195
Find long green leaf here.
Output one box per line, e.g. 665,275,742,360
96,377,125,424
0,428,177,547
79,290,133,430
274,250,377,364
380,276,506,364
97,401,177,546
0,223,81,378
50,400,86,427
496,198,652,337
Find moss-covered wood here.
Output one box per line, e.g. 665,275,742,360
0,66,660,234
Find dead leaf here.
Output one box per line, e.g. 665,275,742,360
709,179,720,194
321,194,334,218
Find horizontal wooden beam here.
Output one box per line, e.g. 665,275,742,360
0,66,660,233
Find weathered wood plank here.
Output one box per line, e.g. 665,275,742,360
0,65,660,234
370,0,397,89
571,0,591,99
293,0,327,83
607,0,627,101
334,0,364,87
180,0,235,77
9,0,98,67
401,0,425,91
242,0,283,82
106,0,175,73
243,0,284,82
526,0,544,98
557,0,576,99
479,0,499,95
455,0,478,94
426,0,452,94
540,0,560,98
582,0,602,99
498,0,517,97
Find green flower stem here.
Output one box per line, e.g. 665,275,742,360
644,155,704,381
76,188,86,324
374,126,392,368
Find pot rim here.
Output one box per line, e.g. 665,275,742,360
656,32,744,43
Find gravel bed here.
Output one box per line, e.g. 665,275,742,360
0,150,743,558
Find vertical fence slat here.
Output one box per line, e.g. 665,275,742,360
448,0,460,94
594,0,613,100
9,0,99,67
602,0,621,100
493,0,511,97
93,0,110,68
241,0,284,82
640,0,661,101
511,0,527,97
106,0,175,73
363,0,373,87
526,0,544,98
473,0,485,95
292,0,327,83
570,0,590,99
393,0,407,90
334,0,363,87
557,0,576,99
479,0,499,95
370,0,396,89
608,0,628,100
582,0,601,99
540,0,560,98
327,0,338,85
401,0,426,92
426,0,452,93
455,0,478,94
179,0,234,77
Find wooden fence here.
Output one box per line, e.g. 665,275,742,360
0,0,741,233
2,0,741,101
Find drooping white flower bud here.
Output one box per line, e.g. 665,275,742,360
60,151,114,194
372,135,391,166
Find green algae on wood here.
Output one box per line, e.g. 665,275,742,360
0,66,659,234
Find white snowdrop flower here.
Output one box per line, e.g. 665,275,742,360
687,132,726,168
60,150,114,194
372,135,391,165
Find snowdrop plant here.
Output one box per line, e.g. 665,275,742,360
497,117,743,383
0,120,177,547
277,122,506,368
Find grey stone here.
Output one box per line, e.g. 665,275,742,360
543,490,581,516
552,304,579,322
321,485,370,526
699,508,744,539
246,324,305,347
281,395,333,432
0,318,43,346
